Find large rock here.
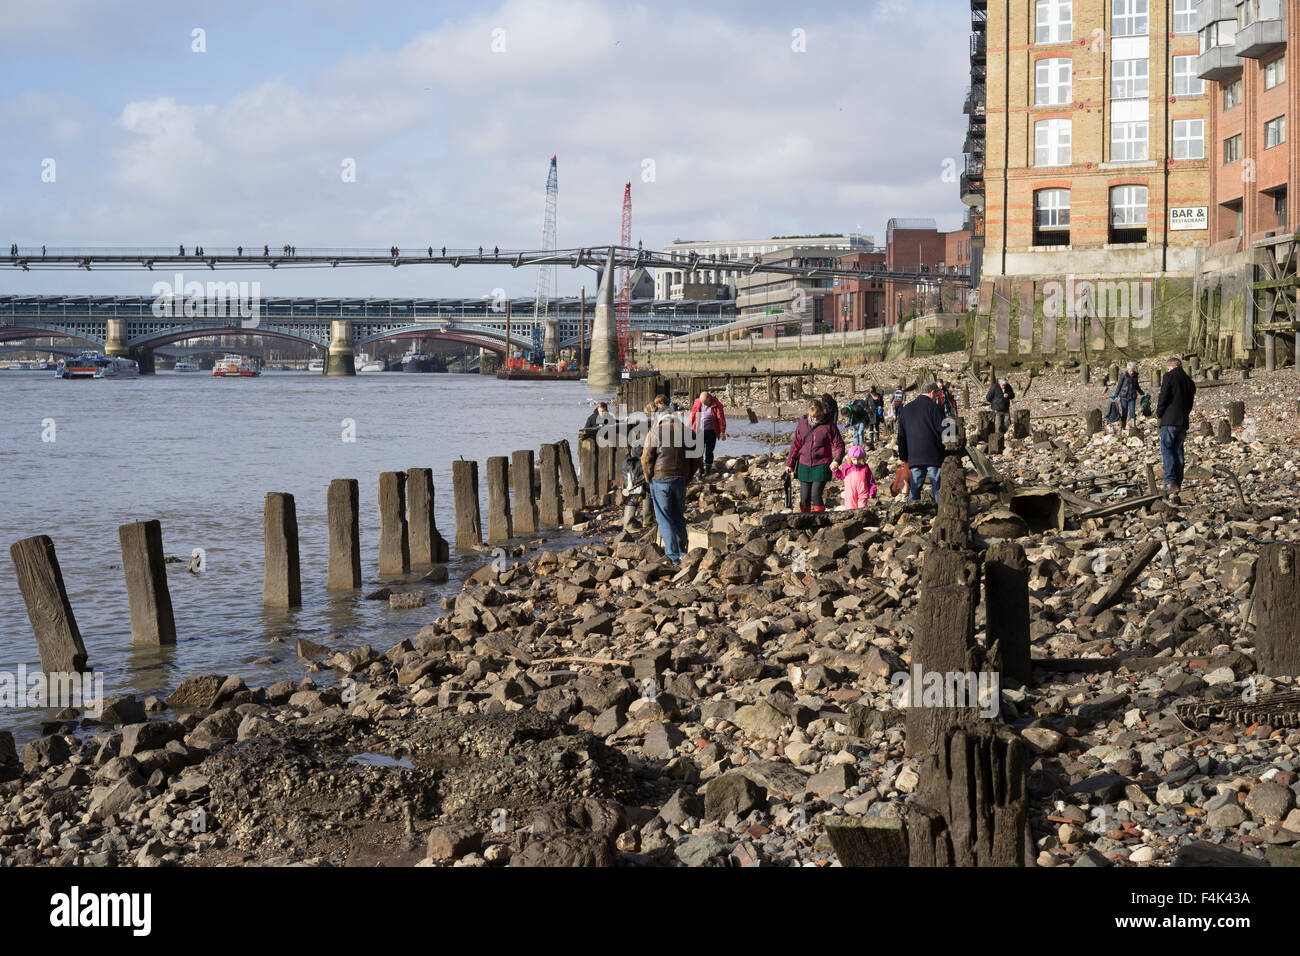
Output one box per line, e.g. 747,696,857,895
718,554,762,585
120,721,186,758
22,735,71,773
1245,781,1296,824
426,824,483,862
732,701,788,740
166,674,226,710
703,772,766,821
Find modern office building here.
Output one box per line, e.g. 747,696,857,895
653,233,875,300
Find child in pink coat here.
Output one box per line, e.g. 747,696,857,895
832,445,877,509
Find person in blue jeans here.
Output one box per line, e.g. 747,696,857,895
640,411,700,561
897,382,946,503
1155,356,1196,499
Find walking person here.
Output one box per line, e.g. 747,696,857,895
785,399,845,512
898,382,947,503
641,410,699,562
866,384,885,444
986,376,1015,434
687,390,727,477
833,445,877,509
889,383,906,433
1155,356,1196,500
1115,361,1144,430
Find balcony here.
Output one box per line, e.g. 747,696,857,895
1197,44,1243,80
1235,18,1286,59
970,33,985,62
960,171,985,207
972,8,986,30
1196,0,1235,31
964,83,986,115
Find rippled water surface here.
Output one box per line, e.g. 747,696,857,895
0,369,771,739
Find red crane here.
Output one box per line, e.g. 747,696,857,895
616,182,631,364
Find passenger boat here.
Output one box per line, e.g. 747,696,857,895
174,360,201,372
212,355,261,377
55,355,140,379
399,344,437,373
306,358,325,373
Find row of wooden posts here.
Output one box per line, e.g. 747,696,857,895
10,428,630,678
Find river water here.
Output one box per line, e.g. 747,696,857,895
0,369,770,740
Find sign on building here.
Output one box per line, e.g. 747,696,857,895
1169,206,1208,231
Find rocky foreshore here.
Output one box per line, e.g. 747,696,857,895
3,357,1300,868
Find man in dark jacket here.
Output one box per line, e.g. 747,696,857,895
641,411,700,561
583,402,611,430
898,382,946,502
986,376,1014,433
1155,356,1196,497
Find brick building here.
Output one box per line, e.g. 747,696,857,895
969,0,1214,367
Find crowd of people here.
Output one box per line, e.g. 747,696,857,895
581,356,1196,562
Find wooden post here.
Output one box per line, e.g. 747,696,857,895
1266,331,1277,371
931,457,970,548
327,478,362,589
407,468,448,564
905,546,980,759
1011,408,1030,439
985,541,1030,686
117,520,177,646
452,460,482,549
1079,363,1090,385
1215,418,1233,442
1256,542,1300,677
557,438,581,509
1228,400,1245,427
511,449,538,534
378,470,410,575
579,286,586,372
10,535,88,673
263,492,302,608
538,444,563,526
486,456,513,543
1086,408,1104,436
579,429,599,505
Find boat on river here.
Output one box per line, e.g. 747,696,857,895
55,355,140,379
213,355,261,377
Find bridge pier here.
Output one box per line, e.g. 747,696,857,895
105,319,155,373
325,320,356,376
587,247,621,394
479,348,499,375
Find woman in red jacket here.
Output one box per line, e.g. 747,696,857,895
785,399,845,512
687,390,727,477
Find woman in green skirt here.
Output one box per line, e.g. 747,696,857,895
784,398,845,512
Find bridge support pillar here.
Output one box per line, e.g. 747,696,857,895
325,320,356,376
543,317,559,366
479,348,499,375
105,319,155,374
587,247,621,394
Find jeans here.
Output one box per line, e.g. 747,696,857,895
1119,397,1136,428
909,465,941,502
1160,425,1186,488
650,478,688,561
995,411,1011,433
852,422,865,449
702,428,717,472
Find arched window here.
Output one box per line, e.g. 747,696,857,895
1034,189,1071,246
1110,185,1148,244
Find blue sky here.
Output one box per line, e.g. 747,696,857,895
1,0,970,299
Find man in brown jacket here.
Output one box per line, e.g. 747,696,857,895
641,412,700,561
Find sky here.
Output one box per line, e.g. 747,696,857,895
0,0,971,300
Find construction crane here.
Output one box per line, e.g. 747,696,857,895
617,181,631,364
534,156,558,363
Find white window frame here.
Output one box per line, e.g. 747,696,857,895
1111,121,1149,161
1035,58,1072,105
1172,55,1204,96
1172,118,1205,159
1112,59,1149,99
1035,0,1073,43
1110,185,1149,227
1034,118,1072,167
1265,56,1286,90
1034,189,1071,228
1172,0,1196,34
1113,0,1149,37
1266,115,1286,149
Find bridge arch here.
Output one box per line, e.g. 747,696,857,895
129,324,328,349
